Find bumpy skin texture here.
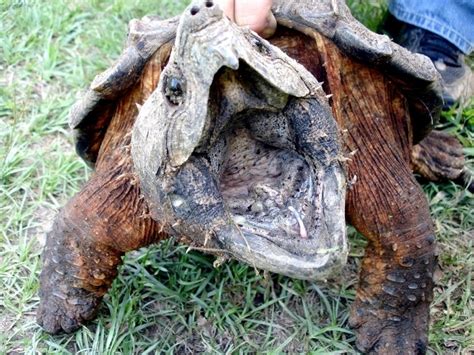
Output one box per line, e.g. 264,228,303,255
37,50,170,333
38,1,471,353
273,29,437,354
131,3,348,281
412,130,474,193
317,41,436,354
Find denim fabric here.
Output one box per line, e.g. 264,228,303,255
389,0,474,54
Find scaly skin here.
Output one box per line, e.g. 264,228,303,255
37,51,168,334
312,32,436,354
37,205,121,333
346,138,436,354
36,155,165,333
412,130,474,193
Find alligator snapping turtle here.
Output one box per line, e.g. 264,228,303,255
37,0,472,353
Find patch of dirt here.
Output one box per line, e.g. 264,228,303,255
0,314,15,333
1,312,40,354
174,316,234,354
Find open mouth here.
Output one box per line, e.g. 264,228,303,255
210,70,347,280
131,4,348,280
220,126,314,244
216,123,339,275
133,65,347,280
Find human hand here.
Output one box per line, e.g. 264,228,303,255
216,0,276,38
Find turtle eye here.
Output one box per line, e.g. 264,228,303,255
168,78,183,95
164,76,184,105
251,36,270,55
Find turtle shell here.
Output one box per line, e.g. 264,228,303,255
70,0,442,166
69,16,179,165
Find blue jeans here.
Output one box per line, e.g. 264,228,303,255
389,0,474,54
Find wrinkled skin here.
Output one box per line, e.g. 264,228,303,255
37,1,471,354
131,4,348,281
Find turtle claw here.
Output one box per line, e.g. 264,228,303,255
412,130,473,192
350,297,430,355
37,286,100,334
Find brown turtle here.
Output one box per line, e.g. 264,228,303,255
37,1,472,353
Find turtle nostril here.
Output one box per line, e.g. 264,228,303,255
164,76,184,105
190,6,200,15
205,1,213,7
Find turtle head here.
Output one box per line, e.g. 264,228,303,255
131,0,347,280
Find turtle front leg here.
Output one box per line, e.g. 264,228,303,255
347,161,436,354
312,32,439,352
37,170,163,334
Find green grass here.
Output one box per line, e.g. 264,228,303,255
1,0,472,353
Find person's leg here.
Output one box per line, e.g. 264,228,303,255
387,0,473,107
389,0,473,54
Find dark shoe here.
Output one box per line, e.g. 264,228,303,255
384,15,473,109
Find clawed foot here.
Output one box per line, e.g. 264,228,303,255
37,211,119,334
349,296,430,354
412,130,471,190
37,286,101,334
